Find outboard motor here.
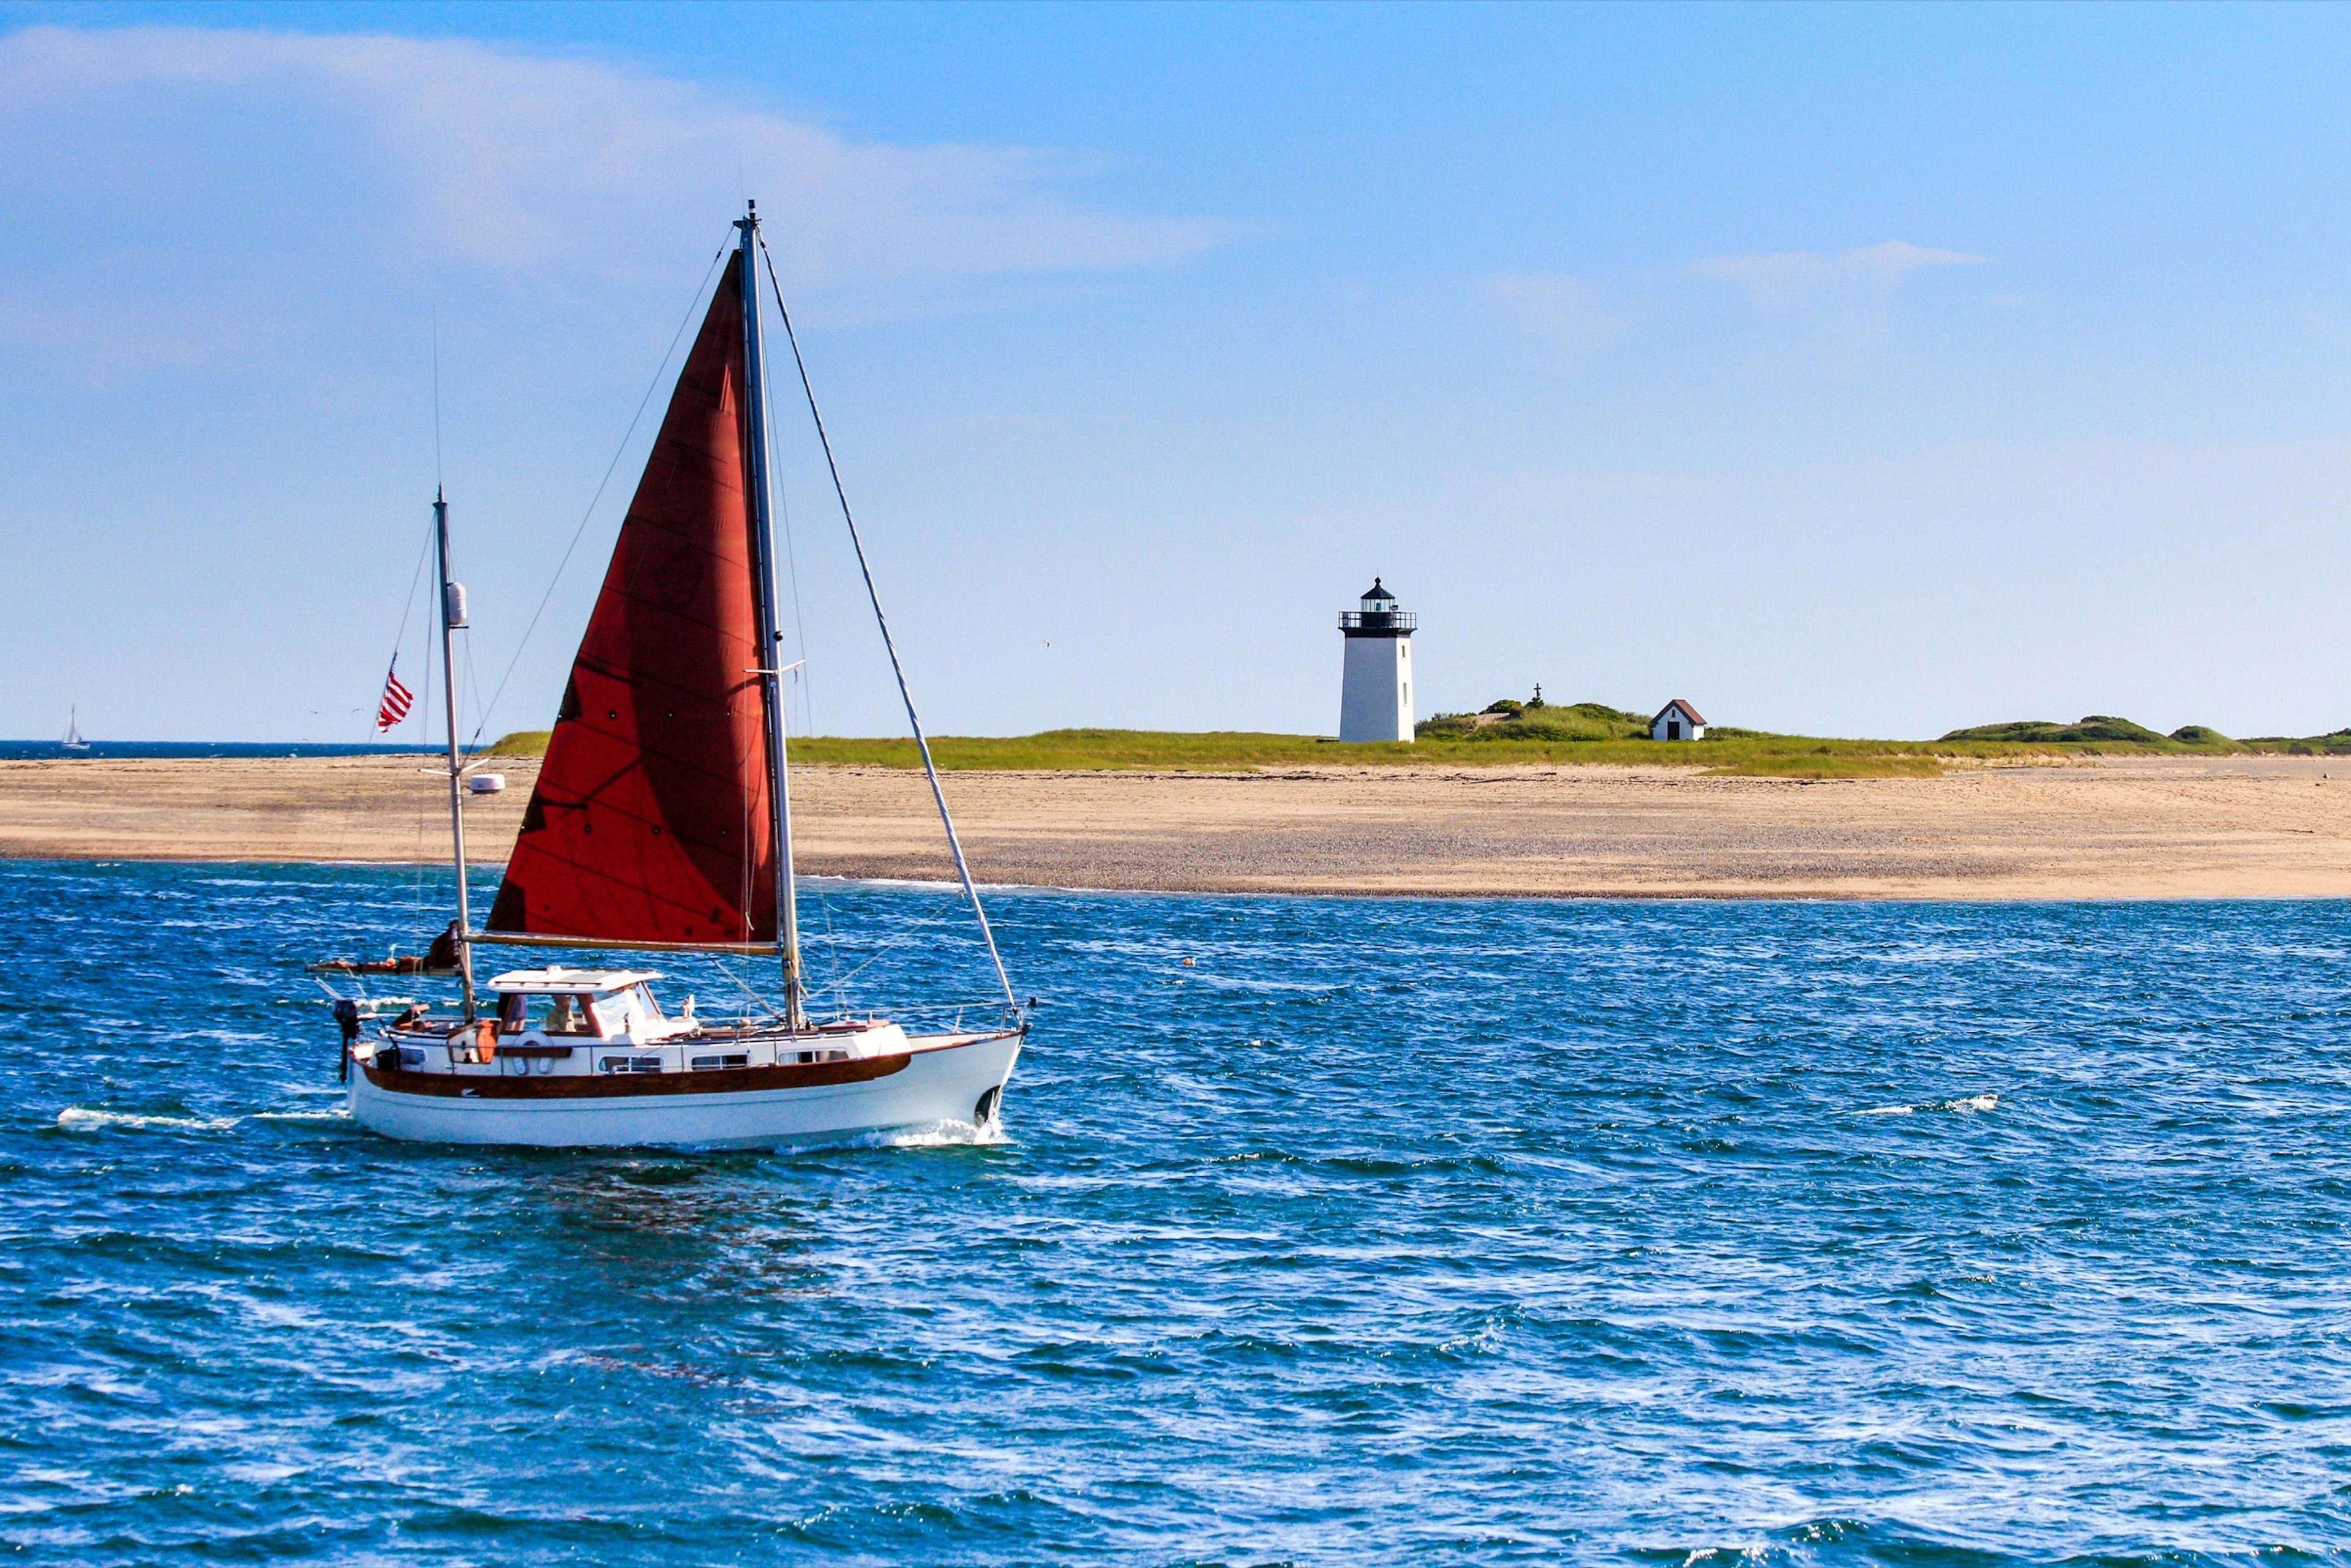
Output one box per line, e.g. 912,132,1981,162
332,998,360,1082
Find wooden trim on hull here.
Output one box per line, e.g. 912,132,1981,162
362,1054,909,1100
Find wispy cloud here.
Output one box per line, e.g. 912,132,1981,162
1689,241,1985,309
0,24,1230,373
1482,273,1634,359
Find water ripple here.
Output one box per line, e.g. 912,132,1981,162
2,863,2350,1563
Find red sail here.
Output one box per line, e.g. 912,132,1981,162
486,268,776,945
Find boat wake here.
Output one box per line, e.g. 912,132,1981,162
59,1105,354,1134
57,1106,241,1134
844,1117,1007,1151
1858,1092,2000,1117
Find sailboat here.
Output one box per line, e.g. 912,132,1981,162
61,708,88,751
341,204,1025,1149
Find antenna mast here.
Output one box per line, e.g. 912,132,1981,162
434,490,478,1021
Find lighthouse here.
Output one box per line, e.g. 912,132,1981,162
1338,578,1417,742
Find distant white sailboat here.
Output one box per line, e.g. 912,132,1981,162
60,708,88,751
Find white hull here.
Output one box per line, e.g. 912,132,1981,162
347,1029,1021,1150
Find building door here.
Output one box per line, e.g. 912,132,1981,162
1667,719,1682,740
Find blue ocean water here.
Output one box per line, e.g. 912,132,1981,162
6,860,2350,1566
0,741,430,760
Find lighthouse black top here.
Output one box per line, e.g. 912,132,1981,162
1340,577,1417,637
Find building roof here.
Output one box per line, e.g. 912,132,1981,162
1360,577,1396,602
484,966,663,992
1652,699,1707,726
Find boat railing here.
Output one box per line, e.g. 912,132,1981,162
821,996,1027,1035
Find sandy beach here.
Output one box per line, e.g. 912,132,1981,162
4,752,2350,899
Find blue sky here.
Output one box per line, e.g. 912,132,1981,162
4,2,2349,742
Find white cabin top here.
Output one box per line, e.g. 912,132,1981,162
485,967,664,994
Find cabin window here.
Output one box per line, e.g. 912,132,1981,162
691,1053,749,1071
628,984,664,1022
538,994,601,1036
498,992,528,1036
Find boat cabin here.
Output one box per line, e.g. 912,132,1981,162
486,967,689,1045
370,964,904,1080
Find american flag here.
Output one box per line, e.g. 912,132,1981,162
375,659,414,732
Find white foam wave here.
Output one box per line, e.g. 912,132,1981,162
252,1109,353,1123
1858,1092,1999,1118
841,1117,1007,1150
57,1106,240,1134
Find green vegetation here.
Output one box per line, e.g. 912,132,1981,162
480,707,2351,772
1940,716,2351,756
795,730,1427,770
793,722,1963,772
1941,715,2179,746
1706,754,1944,780
1422,702,1651,743
2238,729,2351,755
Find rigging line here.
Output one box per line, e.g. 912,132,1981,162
718,952,780,1019
801,895,971,962
380,516,436,736
466,240,732,748
756,234,1017,1013
462,633,487,764
748,264,839,996
811,914,972,997
770,408,816,735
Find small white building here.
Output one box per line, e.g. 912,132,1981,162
1651,700,1706,741
1338,578,1416,743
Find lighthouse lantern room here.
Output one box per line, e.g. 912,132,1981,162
1337,578,1417,743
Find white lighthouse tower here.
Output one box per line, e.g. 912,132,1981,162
1338,577,1416,742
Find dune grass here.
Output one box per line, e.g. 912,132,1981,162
479,710,2351,771
1704,754,1945,780
490,727,2029,771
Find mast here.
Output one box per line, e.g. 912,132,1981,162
737,203,806,1029
434,490,478,1021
